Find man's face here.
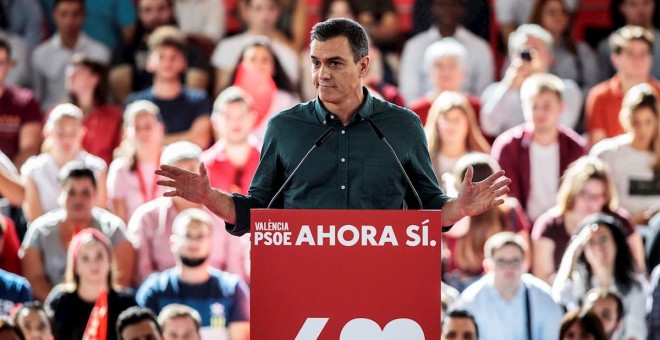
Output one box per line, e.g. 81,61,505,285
526,90,564,134
620,0,654,27
590,297,620,338
0,48,11,85
53,1,85,37
518,36,552,72
148,46,187,80
139,0,173,32
432,0,465,30
47,117,85,155
162,316,201,340
613,39,653,79
246,0,280,32
441,317,477,340
216,102,255,144
172,221,212,264
431,56,464,92
121,320,162,340
488,245,525,287
310,36,368,106
61,177,96,221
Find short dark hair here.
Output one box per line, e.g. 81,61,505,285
68,54,110,107
609,25,654,55
559,309,608,340
54,0,84,10
310,18,368,62
0,38,11,57
58,161,97,189
441,309,479,338
116,307,162,340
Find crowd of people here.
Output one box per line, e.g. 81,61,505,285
0,0,659,339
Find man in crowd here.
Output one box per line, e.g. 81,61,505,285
117,306,163,340
441,309,479,340
158,304,202,340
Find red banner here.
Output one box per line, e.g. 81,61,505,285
251,209,441,339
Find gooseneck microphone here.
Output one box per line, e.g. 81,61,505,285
366,119,423,209
267,127,335,208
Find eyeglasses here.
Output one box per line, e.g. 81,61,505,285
586,235,611,247
577,190,606,202
493,258,524,268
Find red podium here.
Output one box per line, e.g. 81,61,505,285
250,209,442,339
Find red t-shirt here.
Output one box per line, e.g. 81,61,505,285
0,86,42,160
200,141,261,195
82,105,123,165
1,217,23,275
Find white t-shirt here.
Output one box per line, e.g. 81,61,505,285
527,141,559,221
495,0,578,25
591,134,658,217
175,0,226,42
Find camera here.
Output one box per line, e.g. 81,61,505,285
520,50,532,62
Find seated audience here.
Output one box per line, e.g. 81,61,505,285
491,73,585,223
553,214,648,340
586,25,660,146
481,25,582,138
11,301,53,340
400,0,493,103
21,164,133,301
456,232,564,339
559,308,608,340
65,54,122,165
21,103,107,223
129,142,247,285
202,87,260,195
108,100,166,222
441,309,478,340
110,0,211,103
532,157,646,285
590,83,660,225
136,209,250,339
116,306,163,340
45,229,136,340
582,288,625,339
0,268,31,317
157,304,202,340
125,26,212,149
31,0,110,110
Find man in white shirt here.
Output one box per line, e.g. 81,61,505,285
399,0,493,104
456,232,564,340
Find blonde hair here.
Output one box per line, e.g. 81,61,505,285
61,230,120,293
556,156,619,215
424,92,490,177
619,83,660,176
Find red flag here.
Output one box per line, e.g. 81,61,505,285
83,287,108,340
232,61,277,127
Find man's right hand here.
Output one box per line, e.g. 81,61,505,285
156,162,213,205
503,58,534,90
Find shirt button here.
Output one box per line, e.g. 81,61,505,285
341,158,345,162
341,185,346,190
341,130,345,134
330,115,335,119
323,120,326,124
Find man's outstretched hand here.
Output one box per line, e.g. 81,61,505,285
442,166,511,227
155,162,213,204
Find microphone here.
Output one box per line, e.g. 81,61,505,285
366,119,423,209
267,127,335,208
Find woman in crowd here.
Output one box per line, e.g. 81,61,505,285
530,0,600,95
591,83,660,225
441,153,530,291
532,156,646,284
424,92,490,185
65,54,123,166
107,100,166,222
45,229,136,340
559,308,608,340
12,301,53,340
553,213,648,340
21,104,107,223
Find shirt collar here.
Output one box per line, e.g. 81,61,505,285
314,86,375,125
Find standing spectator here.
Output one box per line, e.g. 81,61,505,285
481,25,582,138
45,229,137,340
590,83,660,224
65,54,122,165
128,142,247,285
491,73,585,223
586,25,660,146
494,0,578,47
530,0,600,95
597,0,660,81
212,0,300,94
553,214,648,340
410,38,481,126
125,26,212,149
400,0,493,104
202,87,260,195
108,100,166,223
21,164,134,301
20,104,107,222
157,304,202,340
456,232,564,340
532,157,646,285
116,307,163,340
0,269,31,317
39,0,137,51
0,38,42,170
109,0,211,103
441,309,479,340
11,301,53,340
558,309,608,340
136,209,250,339
174,0,226,51
1,0,44,50
582,288,625,339
31,0,110,111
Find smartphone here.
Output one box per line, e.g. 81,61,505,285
520,50,532,62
